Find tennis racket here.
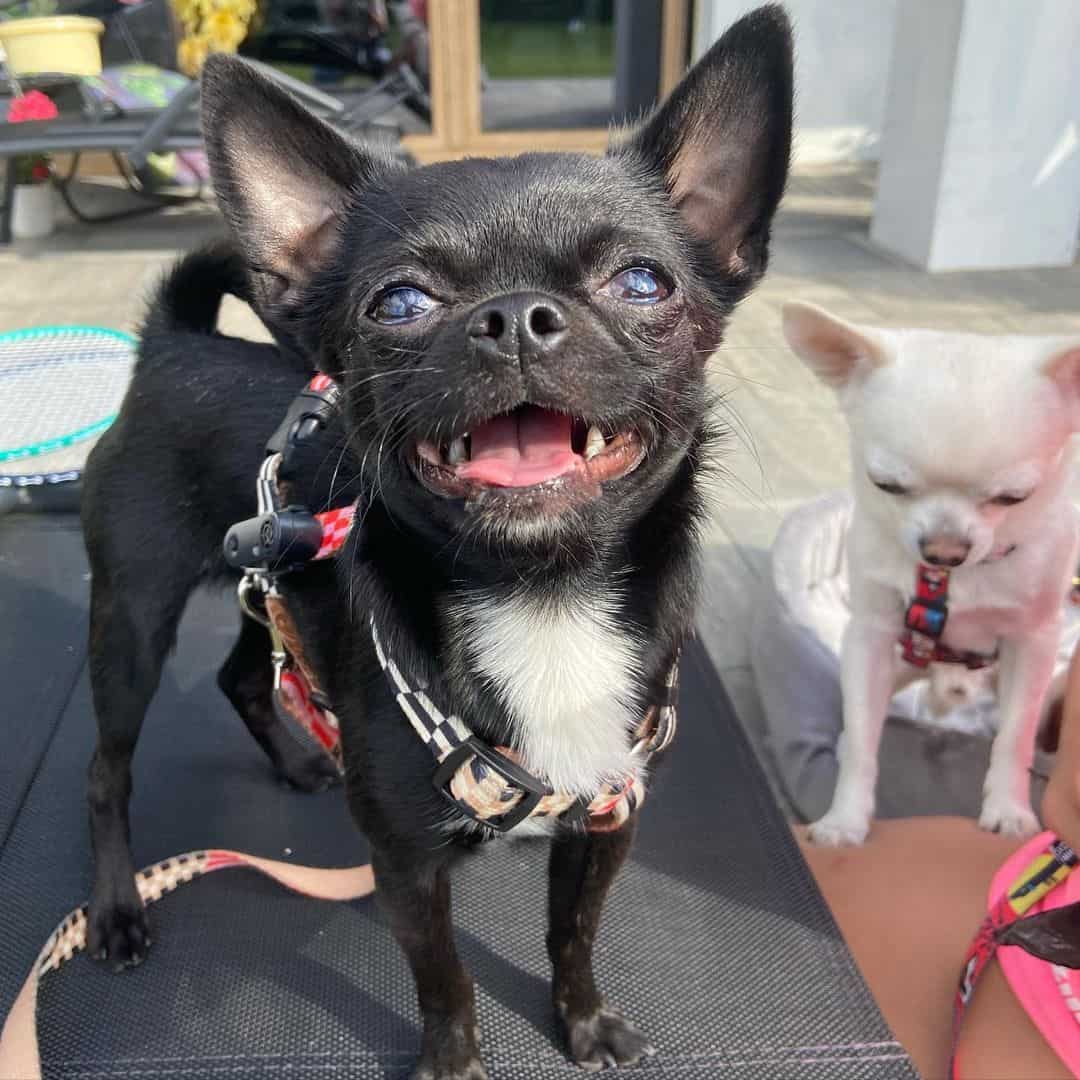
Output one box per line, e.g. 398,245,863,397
0,326,136,513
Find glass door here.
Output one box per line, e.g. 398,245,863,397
480,1,623,132
401,0,689,162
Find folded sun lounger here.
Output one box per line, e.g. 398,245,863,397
0,510,916,1078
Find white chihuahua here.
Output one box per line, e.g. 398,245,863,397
783,301,1080,846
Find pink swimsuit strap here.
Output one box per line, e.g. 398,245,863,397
953,831,1080,1078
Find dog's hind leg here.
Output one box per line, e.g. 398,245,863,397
372,848,487,1080
547,819,654,1070
85,557,198,969
217,614,340,792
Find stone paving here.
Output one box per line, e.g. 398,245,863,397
3,163,1078,791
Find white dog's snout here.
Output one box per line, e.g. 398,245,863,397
905,493,989,567
919,532,972,566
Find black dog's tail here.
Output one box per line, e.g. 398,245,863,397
141,239,250,338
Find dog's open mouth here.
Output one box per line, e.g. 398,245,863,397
412,405,645,499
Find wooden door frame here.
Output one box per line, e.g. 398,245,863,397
402,0,691,163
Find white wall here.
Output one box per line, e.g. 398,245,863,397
693,0,898,164
871,0,1080,271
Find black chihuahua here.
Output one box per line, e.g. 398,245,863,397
81,7,792,1077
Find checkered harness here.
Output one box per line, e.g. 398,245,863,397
369,616,678,833
231,375,678,835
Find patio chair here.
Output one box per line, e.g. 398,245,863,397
0,0,425,241
0,507,918,1078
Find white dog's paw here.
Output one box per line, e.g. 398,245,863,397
978,798,1039,838
807,812,870,847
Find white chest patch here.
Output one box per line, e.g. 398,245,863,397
460,593,642,795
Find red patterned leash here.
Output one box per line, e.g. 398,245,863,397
0,851,375,1079
270,500,357,760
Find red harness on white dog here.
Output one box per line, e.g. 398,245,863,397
900,563,997,670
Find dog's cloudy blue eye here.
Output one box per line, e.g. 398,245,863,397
606,267,670,304
371,286,436,324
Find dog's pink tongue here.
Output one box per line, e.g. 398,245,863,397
458,407,578,487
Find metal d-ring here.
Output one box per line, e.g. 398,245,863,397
237,573,271,628
257,453,283,515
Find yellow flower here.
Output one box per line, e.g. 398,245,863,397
171,0,202,34
177,33,211,76
205,8,247,50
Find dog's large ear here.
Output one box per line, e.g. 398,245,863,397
1041,342,1080,427
201,55,395,312
620,4,792,284
997,901,1080,969
782,301,887,390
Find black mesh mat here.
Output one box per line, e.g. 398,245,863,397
0,513,915,1078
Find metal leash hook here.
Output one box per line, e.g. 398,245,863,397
265,600,289,692
228,454,295,692
236,574,289,691
257,453,282,517
236,574,269,628
223,453,324,576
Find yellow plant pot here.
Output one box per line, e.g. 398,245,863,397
0,16,105,77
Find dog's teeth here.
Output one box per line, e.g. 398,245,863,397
584,426,605,460
417,441,442,465
448,436,467,465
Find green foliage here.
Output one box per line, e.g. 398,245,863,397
0,0,59,19
481,21,614,79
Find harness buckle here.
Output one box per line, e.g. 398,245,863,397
431,737,553,833
905,598,947,638
265,377,342,458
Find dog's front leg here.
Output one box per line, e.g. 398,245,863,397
980,623,1059,837
547,819,654,1070
809,616,898,846
372,848,486,1080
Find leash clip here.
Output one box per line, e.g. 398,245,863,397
236,573,287,689
223,454,325,573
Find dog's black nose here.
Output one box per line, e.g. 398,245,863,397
467,292,567,365
919,536,972,567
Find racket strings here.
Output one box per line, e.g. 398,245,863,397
0,327,136,484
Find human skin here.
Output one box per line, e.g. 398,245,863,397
796,647,1080,1078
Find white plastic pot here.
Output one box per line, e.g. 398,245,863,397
11,183,55,240
0,16,104,77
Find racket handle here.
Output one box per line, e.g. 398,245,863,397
223,508,323,572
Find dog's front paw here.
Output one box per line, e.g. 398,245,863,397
979,797,1039,839
560,1004,655,1072
412,1060,488,1080
807,811,870,847
86,885,151,971
412,1024,488,1080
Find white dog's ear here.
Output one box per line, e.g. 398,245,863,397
1042,343,1080,425
782,301,886,389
